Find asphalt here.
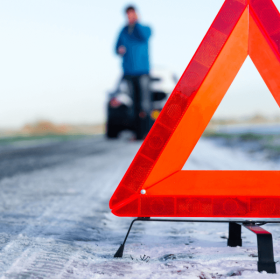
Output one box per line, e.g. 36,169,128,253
0,135,129,180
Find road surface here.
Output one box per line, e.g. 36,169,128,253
0,135,279,278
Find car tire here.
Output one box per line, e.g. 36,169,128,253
106,122,119,139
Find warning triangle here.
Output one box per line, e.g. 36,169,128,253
110,0,280,218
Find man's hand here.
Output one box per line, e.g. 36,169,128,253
118,45,126,56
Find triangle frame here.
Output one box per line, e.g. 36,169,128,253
110,0,280,218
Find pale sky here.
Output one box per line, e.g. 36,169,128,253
1,0,280,128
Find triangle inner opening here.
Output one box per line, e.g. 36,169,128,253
183,56,280,171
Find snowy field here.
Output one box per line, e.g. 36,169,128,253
0,135,280,278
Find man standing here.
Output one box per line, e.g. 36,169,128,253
115,5,152,140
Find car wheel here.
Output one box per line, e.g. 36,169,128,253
106,122,119,139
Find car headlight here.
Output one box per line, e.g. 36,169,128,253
151,110,161,120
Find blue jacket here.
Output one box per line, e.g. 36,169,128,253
115,23,151,76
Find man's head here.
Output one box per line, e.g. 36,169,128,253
125,5,138,25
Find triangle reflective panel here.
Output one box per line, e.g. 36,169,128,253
110,0,280,218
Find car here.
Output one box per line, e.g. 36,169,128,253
106,68,177,138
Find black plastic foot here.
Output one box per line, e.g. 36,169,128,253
258,262,276,274
228,239,242,247
228,222,242,247
114,244,124,258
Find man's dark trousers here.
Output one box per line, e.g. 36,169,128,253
124,75,152,140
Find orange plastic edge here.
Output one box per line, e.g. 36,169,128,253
143,7,249,189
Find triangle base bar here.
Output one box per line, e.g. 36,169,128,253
114,218,277,274
112,171,280,218
113,196,280,218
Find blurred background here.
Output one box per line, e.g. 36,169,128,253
2,2,280,278
1,0,280,139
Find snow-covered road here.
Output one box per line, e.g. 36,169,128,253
0,135,280,278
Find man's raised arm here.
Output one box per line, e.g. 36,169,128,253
134,23,151,42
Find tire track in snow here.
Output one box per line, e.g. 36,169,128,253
0,136,141,278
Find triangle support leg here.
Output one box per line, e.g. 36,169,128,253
114,218,150,258
243,223,276,274
227,222,242,247
113,219,278,273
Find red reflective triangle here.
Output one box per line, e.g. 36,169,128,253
110,0,280,218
